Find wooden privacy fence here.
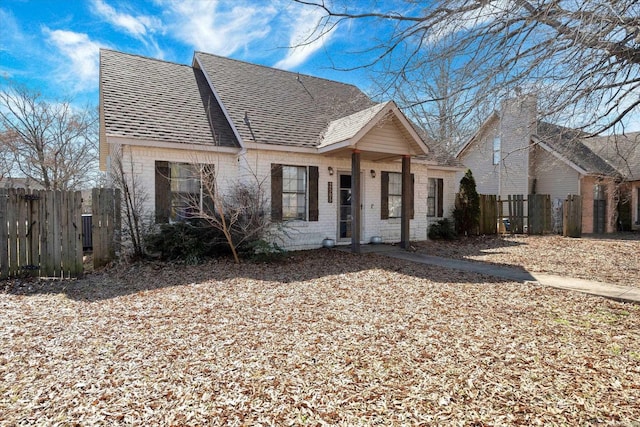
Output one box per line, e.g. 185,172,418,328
563,195,582,237
1,187,121,279
478,194,498,234
528,194,552,235
92,188,121,269
474,194,553,235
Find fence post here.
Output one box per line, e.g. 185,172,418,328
0,189,7,279
93,188,121,269
563,195,582,237
528,194,551,235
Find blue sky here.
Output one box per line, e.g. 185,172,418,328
0,0,381,106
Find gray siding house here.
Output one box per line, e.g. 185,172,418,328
456,96,640,233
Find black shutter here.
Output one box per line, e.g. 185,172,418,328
308,166,319,221
381,171,389,219
155,161,170,223
271,164,283,221
437,178,444,218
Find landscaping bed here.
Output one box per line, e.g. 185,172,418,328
2,250,639,425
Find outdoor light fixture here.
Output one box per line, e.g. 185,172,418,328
370,169,376,178
328,166,334,176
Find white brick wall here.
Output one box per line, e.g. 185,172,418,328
109,143,459,250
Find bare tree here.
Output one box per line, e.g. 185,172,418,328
192,165,273,264
294,0,640,135
375,33,493,152
0,81,99,189
0,130,15,181
109,146,149,258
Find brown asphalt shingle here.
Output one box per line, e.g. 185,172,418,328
100,49,239,147
194,52,375,147
581,132,640,180
536,122,619,176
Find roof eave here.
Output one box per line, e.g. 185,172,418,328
531,135,589,175
455,111,499,158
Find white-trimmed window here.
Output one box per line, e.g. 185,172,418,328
493,136,501,165
155,161,212,223
387,172,402,218
427,178,444,217
282,165,307,220
270,164,319,222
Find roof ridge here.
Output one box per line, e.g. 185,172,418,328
100,48,193,70
194,50,363,90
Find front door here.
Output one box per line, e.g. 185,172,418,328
338,173,353,240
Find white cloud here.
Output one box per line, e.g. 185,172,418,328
273,7,335,70
161,0,277,56
90,0,164,56
43,28,101,91
92,0,150,37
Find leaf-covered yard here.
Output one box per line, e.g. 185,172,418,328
416,234,640,287
2,249,639,425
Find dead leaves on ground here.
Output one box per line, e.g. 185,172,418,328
416,234,640,287
1,251,639,425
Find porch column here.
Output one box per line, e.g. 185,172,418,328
401,155,411,249
351,149,361,253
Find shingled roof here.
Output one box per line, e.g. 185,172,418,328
101,49,458,166
100,49,239,147
536,122,617,175
194,52,375,148
581,132,640,180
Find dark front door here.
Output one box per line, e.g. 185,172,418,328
593,199,606,233
338,173,352,240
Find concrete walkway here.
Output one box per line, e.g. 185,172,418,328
348,244,640,304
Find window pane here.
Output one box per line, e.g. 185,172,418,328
493,137,501,165
389,173,402,196
282,166,307,220
389,194,402,218
427,178,437,217
169,163,203,222
427,198,435,217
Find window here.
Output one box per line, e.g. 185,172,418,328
427,178,444,217
387,173,402,218
282,166,307,220
493,136,501,165
155,161,212,223
271,164,319,222
637,187,640,225
170,163,203,221
381,171,414,219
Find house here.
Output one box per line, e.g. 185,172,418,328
456,95,640,233
99,49,463,251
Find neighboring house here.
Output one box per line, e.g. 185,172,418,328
456,95,640,233
99,49,463,250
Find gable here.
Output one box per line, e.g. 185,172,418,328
317,102,430,161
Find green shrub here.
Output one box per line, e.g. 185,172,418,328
241,239,287,262
452,169,480,235
428,218,457,240
145,220,229,264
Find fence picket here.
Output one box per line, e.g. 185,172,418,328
0,189,8,279
0,187,111,279
7,190,18,276
563,195,582,237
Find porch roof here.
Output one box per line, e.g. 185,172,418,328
317,101,430,161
